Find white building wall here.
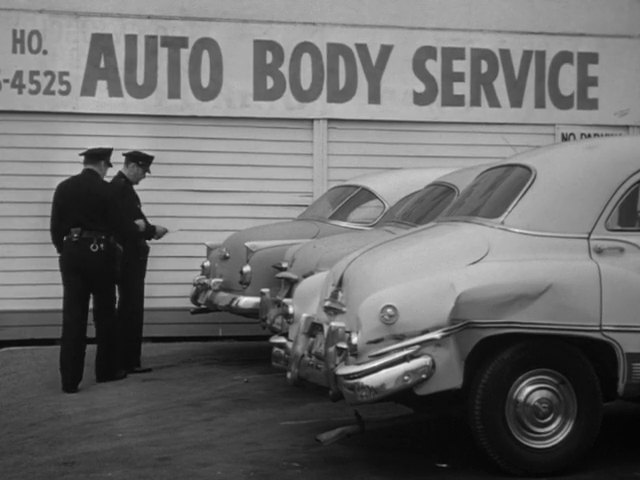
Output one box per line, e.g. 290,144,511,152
0,113,313,338
326,121,555,185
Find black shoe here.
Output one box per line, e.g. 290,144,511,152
127,366,152,374
62,385,79,394
96,369,128,383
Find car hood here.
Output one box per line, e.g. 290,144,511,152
289,225,408,278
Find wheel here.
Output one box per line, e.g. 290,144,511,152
468,340,602,476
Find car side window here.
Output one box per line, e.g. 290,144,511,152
379,184,456,226
606,182,640,231
331,188,384,224
443,165,532,220
298,185,360,220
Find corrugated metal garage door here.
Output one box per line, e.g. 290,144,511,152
327,121,555,186
0,113,313,339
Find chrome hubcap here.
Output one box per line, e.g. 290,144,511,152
505,369,577,448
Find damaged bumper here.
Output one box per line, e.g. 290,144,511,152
190,275,260,316
334,347,435,404
279,315,456,404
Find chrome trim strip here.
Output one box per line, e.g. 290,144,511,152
337,346,421,379
368,320,603,359
245,239,310,253
496,225,588,239
603,325,640,333
461,320,600,331
437,219,589,239
269,334,288,347
368,323,469,358
589,236,640,249
323,220,377,230
295,218,373,230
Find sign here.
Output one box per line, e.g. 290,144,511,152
556,125,629,142
0,11,639,124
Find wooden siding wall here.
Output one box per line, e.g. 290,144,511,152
0,115,559,340
327,122,555,186
0,113,313,339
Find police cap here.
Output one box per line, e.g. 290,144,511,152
123,150,154,173
79,147,113,167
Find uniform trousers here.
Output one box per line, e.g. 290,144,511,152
117,244,149,370
59,238,119,390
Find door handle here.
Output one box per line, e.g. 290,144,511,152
593,245,625,254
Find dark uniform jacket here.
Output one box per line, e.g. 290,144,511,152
50,169,130,254
110,171,156,252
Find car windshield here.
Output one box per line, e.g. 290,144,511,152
378,184,456,227
443,165,532,220
298,185,385,225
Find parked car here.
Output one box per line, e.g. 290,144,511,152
190,167,455,318
273,136,640,476
260,165,490,334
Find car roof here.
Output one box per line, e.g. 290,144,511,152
341,167,458,206
499,136,640,234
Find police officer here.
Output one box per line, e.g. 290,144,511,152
50,147,134,393
111,150,168,374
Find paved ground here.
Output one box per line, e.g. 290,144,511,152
2,340,640,480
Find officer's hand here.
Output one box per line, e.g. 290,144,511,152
134,219,146,232
154,225,169,240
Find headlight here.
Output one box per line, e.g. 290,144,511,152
379,304,399,325
200,259,211,277
239,264,252,288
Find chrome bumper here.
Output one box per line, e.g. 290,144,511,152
259,288,293,334
335,347,435,404
281,315,436,404
190,275,260,317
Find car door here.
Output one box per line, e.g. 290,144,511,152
591,174,640,392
